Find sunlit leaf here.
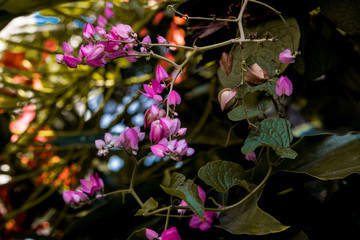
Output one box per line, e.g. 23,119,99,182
198,160,250,192
160,172,204,218
135,197,158,216
241,118,297,159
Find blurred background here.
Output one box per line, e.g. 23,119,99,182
1,0,360,239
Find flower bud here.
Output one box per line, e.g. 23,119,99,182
83,23,95,40
156,65,168,82
168,90,181,106
218,88,237,111
157,35,168,44
146,229,159,240
245,152,257,162
96,26,106,37
275,76,293,96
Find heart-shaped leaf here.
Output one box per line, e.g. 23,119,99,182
228,97,272,121
161,172,204,218
241,118,297,159
198,160,250,192
135,197,158,216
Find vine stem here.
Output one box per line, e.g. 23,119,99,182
238,0,249,40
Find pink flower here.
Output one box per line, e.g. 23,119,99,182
62,42,73,55
276,76,293,96
189,211,217,231
149,120,166,143
80,173,104,196
113,126,145,154
159,117,181,136
161,227,181,240
98,15,107,28
144,104,166,128
139,80,164,103
151,138,194,161
140,35,152,53
245,152,257,162
63,55,81,68
86,44,107,68
105,7,114,19
168,90,181,106
145,229,158,240
279,49,295,64
157,35,168,44
218,88,237,111
156,65,168,82
96,26,106,37
83,23,95,40
104,133,113,145
111,24,136,39
146,227,181,240
63,190,89,205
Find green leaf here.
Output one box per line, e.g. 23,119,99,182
127,228,147,240
218,18,300,89
218,194,289,235
275,133,360,180
198,160,250,192
241,118,297,159
228,97,272,121
245,80,277,96
134,197,158,216
160,172,204,218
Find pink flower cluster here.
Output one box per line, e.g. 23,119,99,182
56,13,168,69
140,65,194,161
95,127,145,156
62,173,104,206
178,186,220,231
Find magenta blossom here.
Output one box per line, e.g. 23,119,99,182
218,88,237,111
279,49,295,64
139,80,164,103
83,23,95,40
146,227,181,240
168,90,181,106
96,26,106,37
245,152,257,162
80,173,104,196
189,211,218,231
56,42,81,68
157,35,168,44
63,190,89,205
156,65,169,82
276,76,293,96
151,138,194,161
113,126,145,155
141,35,152,53
98,15,107,28
144,104,166,129
149,120,166,143
104,7,114,19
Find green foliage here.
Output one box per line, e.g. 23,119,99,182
198,160,250,192
161,172,205,218
218,18,301,89
218,194,289,235
135,197,158,216
241,118,297,159
227,96,272,121
275,133,360,180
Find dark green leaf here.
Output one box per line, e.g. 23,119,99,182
218,194,289,235
161,172,204,218
218,18,301,88
135,197,158,216
275,133,360,180
198,160,250,192
241,118,297,159
228,97,272,121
